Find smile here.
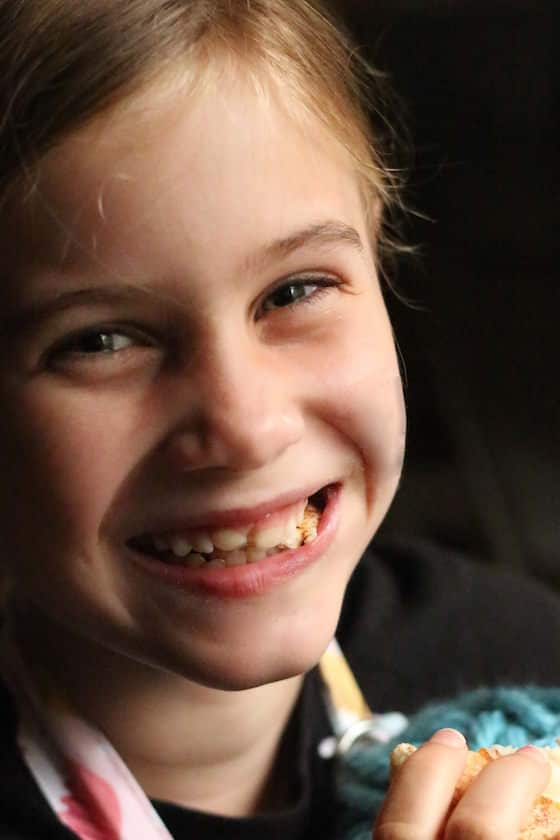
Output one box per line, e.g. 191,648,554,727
128,488,329,569
126,485,340,598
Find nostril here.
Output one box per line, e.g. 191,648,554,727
164,430,206,468
165,416,303,472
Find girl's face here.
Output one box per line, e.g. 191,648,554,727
0,75,405,690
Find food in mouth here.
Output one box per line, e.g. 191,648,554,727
128,489,328,569
391,743,560,839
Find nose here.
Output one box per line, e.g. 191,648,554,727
163,339,305,472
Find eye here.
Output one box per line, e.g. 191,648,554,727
47,326,152,364
259,275,340,316
63,330,134,355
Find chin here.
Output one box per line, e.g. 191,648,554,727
157,620,338,692
187,653,321,692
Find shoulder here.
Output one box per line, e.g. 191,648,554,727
337,539,560,712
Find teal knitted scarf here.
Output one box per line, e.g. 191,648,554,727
336,685,560,840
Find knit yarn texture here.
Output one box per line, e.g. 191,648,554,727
336,685,560,840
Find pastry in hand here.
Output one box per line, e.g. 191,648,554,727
390,743,560,840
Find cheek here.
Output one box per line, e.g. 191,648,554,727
323,353,405,473
0,385,143,553
301,305,406,491
322,361,406,523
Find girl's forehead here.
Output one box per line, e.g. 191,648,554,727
8,78,371,279
45,73,354,189
0,79,378,316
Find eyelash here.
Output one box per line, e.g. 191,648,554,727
257,274,340,316
47,274,341,363
46,324,154,366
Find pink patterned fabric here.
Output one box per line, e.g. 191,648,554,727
1,643,173,840
59,761,123,839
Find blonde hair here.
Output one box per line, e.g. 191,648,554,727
0,0,406,268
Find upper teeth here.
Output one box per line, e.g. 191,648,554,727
190,534,214,554
150,498,317,560
211,528,249,552
170,538,192,557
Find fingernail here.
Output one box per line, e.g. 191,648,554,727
429,728,466,748
517,745,548,764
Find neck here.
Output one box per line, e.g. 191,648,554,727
4,612,304,818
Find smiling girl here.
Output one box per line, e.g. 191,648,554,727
1,2,559,839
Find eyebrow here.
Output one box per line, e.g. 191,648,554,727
0,285,147,338
248,220,364,269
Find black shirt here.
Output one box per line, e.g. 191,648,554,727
3,540,560,838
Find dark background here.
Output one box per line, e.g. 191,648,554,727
339,1,559,582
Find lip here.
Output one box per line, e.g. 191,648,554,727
127,482,335,536
127,484,341,599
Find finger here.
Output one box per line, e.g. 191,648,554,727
374,728,468,840
444,745,551,840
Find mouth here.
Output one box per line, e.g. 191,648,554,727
127,486,332,570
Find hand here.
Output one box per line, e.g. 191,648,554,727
373,728,551,840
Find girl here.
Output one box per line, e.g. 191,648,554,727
0,1,559,838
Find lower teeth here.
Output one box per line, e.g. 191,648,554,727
165,545,279,568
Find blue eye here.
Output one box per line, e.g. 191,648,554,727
260,276,339,314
